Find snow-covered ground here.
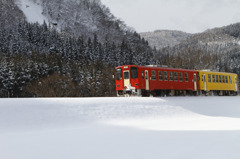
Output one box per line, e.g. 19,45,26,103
0,97,240,159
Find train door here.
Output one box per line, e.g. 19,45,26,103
235,77,238,91
145,70,149,90
123,70,130,87
204,74,207,91
194,73,197,91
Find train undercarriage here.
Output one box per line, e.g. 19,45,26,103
117,89,238,97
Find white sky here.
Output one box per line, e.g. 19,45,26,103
101,0,240,33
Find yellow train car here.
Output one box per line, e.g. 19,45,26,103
198,70,239,95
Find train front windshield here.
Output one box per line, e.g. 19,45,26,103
116,68,122,80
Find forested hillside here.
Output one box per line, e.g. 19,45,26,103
0,0,156,97
39,0,127,43
149,23,240,74
140,30,192,50
0,0,25,28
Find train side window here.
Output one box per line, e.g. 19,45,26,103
174,72,178,81
219,75,222,83
142,71,144,79
152,70,156,80
229,76,232,84
212,75,215,83
208,74,211,83
222,75,225,83
130,67,138,79
164,71,168,81
226,76,228,83
179,72,183,81
185,73,189,82
169,72,173,81
216,75,219,83
201,75,203,81
158,71,163,81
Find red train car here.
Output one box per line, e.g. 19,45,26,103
115,65,198,96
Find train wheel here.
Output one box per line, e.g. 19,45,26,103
124,94,130,97
207,91,213,96
193,91,198,96
184,90,187,96
141,90,150,97
150,91,157,97
233,92,238,96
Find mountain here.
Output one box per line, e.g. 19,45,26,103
140,30,192,50
146,23,240,73
0,0,138,44
11,0,132,43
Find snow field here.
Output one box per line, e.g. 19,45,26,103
0,97,240,159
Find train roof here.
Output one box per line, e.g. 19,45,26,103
198,70,237,75
115,65,238,76
116,65,197,72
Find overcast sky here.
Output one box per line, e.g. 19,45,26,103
101,0,240,33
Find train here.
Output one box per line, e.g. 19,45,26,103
115,65,239,96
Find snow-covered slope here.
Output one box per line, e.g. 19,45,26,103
15,0,48,24
140,30,192,50
0,97,240,159
13,0,130,43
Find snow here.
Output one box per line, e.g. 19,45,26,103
0,97,240,159
15,0,48,24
